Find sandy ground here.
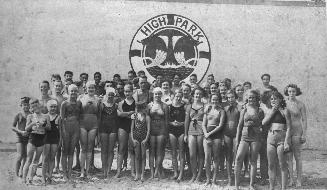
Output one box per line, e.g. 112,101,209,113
1,143,327,190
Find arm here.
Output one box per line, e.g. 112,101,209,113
164,104,169,132
25,115,35,132
44,115,51,130
144,113,151,143
117,100,134,118
262,108,276,126
300,102,307,138
202,106,208,137
60,101,66,120
284,109,292,147
11,114,21,134
236,109,245,146
208,110,226,136
130,119,136,143
184,105,191,142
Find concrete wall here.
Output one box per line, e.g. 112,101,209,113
0,0,326,149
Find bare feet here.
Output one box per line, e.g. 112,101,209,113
205,179,211,186
189,175,196,183
114,171,121,178
296,179,302,187
176,175,182,183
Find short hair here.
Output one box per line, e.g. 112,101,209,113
68,84,78,92
233,84,243,90
85,80,95,88
271,91,286,109
161,80,171,88
104,80,116,88
244,89,260,106
211,93,222,103
124,83,133,91
182,83,191,90
29,98,39,104
153,87,162,94
137,70,145,75
20,97,30,105
94,72,101,77
64,71,73,76
243,81,252,87
40,80,50,88
208,74,214,78
224,78,231,83
191,87,205,97
173,74,181,79
261,73,271,80
51,74,61,81
226,89,238,99
80,73,88,78
174,88,183,95
284,84,302,96
116,81,125,87
47,99,58,108
190,74,197,78
261,90,273,105
113,74,121,78
156,74,163,78
128,70,136,76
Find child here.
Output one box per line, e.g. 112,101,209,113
131,102,150,181
12,97,31,177
43,100,61,184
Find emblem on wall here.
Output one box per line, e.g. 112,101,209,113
129,14,211,83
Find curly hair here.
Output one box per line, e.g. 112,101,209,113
271,91,286,109
191,87,206,98
211,92,222,103
284,84,302,96
244,89,260,107
226,89,238,99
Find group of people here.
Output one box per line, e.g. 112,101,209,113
12,70,307,190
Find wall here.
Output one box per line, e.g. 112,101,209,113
0,0,326,149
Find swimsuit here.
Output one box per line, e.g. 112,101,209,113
241,107,264,142
188,104,204,136
29,115,47,147
267,110,287,148
133,114,147,142
13,113,30,144
80,96,99,131
205,105,224,140
224,105,240,138
168,104,185,138
99,103,118,134
149,102,167,136
44,115,60,144
118,100,135,134
61,100,81,149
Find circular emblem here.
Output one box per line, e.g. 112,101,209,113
129,14,211,83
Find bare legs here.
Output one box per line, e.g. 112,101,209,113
100,132,117,178
22,143,43,183
169,134,185,182
80,128,97,178
115,128,129,178
288,136,302,187
224,135,236,185
15,143,27,177
42,144,58,183
188,135,204,183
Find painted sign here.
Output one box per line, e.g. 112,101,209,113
129,14,211,83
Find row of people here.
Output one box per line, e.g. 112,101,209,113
12,72,307,190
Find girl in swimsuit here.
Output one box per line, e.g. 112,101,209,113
131,102,150,181
148,87,168,179
23,98,51,184
50,80,65,173
285,84,307,187
79,81,100,178
115,83,135,178
201,82,210,104
168,89,187,182
263,91,291,190
43,100,61,184
60,84,82,180
99,88,118,178
202,94,226,185
12,97,31,178
224,90,240,185
234,84,245,111
235,90,264,190
184,87,205,182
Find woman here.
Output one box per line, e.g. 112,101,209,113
43,100,61,184
184,87,205,182
131,102,150,181
99,88,118,178
23,98,50,184
60,84,82,180
168,89,187,182
115,83,135,178
202,82,210,104
202,94,226,185
224,90,240,185
234,84,245,110
263,91,291,190
182,84,192,105
148,87,168,179
161,81,173,105
285,84,307,187
234,90,264,190
79,81,100,178
12,97,31,178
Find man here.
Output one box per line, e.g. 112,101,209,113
94,72,105,96
127,70,136,83
75,73,88,95
243,81,252,91
171,74,181,92
189,73,197,85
